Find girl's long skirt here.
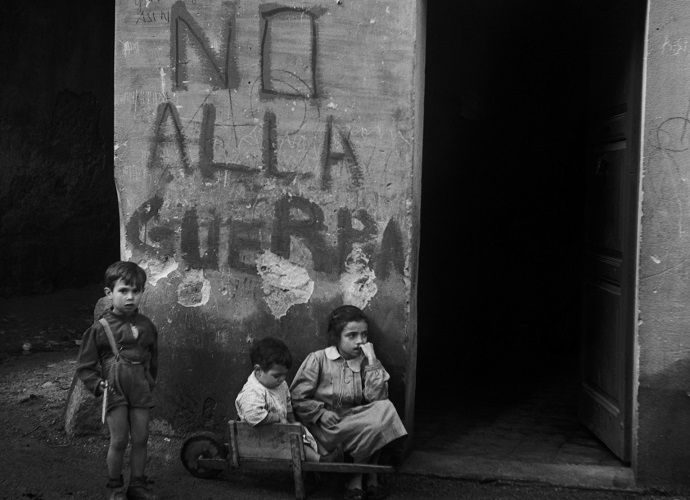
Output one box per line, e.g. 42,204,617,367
305,400,407,461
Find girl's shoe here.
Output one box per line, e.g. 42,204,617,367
366,484,388,500
343,487,365,500
126,476,158,500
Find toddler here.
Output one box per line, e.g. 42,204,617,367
235,337,340,462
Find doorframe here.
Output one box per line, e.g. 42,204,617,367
628,0,651,477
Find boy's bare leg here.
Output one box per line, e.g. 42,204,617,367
128,408,150,478
106,406,130,480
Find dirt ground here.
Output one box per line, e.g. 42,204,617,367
0,286,687,500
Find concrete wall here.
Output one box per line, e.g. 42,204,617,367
638,0,690,486
114,0,423,431
0,3,119,295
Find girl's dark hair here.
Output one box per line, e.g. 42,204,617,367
104,261,147,291
327,305,368,346
251,337,292,371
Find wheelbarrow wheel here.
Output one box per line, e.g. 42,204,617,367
180,431,228,479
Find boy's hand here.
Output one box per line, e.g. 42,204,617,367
359,342,377,363
319,410,341,428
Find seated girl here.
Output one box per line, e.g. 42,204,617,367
290,305,407,500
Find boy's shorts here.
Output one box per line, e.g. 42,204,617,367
103,358,154,412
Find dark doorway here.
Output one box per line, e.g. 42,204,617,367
0,3,118,298
415,0,630,471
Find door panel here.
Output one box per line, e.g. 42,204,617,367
581,137,630,460
587,145,626,254
579,0,644,463
583,282,621,402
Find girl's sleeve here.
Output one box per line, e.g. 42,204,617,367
286,387,295,421
75,324,103,396
289,352,325,424
363,359,390,402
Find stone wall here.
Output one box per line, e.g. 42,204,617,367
114,0,423,431
638,0,690,486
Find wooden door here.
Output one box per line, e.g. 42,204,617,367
579,0,644,462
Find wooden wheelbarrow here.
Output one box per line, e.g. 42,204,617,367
180,420,395,499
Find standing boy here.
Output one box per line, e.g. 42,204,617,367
76,261,158,500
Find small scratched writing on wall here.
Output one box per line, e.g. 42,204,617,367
661,35,689,56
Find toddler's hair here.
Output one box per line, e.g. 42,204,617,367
104,261,147,291
327,305,368,346
250,337,292,371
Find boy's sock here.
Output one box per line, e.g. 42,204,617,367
106,476,124,488
105,475,126,500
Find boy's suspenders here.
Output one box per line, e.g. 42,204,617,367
99,318,146,366
98,318,119,424
99,318,120,360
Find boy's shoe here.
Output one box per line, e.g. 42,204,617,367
126,476,158,500
105,476,127,500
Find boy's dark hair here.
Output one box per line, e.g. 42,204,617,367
251,337,292,371
104,261,147,291
327,305,368,346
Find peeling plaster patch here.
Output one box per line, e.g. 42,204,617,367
650,255,662,264
140,258,179,286
289,236,314,268
177,269,211,307
256,251,314,319
340,246,377,309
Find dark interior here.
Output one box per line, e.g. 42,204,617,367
0,3,117,296
416,0,589,442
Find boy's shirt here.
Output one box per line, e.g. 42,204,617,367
235,372,291,425
235,372,320,453
76,308,158,395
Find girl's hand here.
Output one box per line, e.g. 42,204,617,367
319,410,341,428
359,342,377,363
